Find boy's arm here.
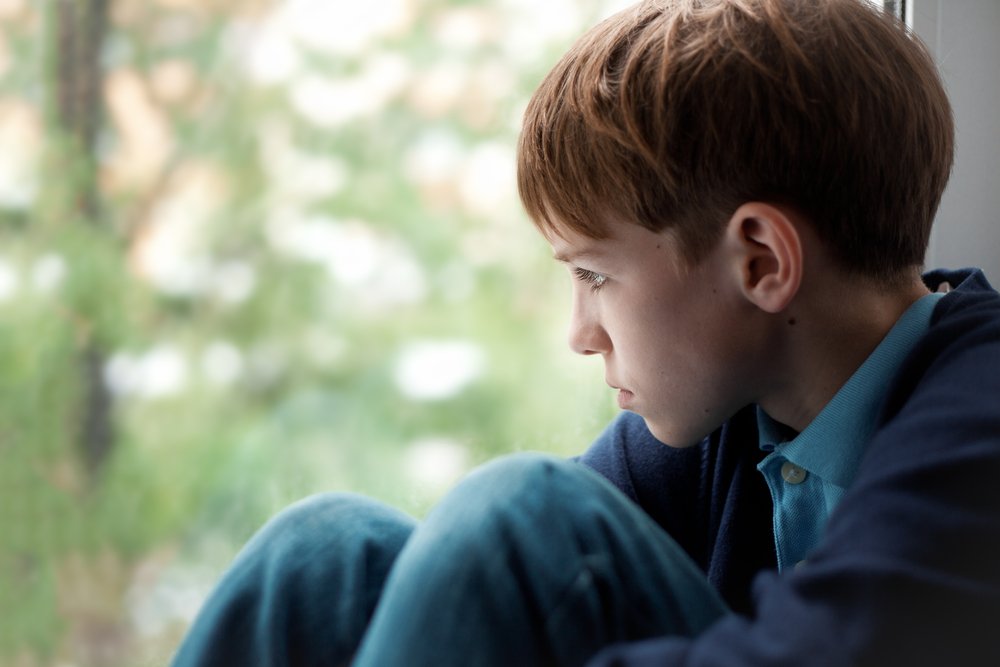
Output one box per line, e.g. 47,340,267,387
588,284,1000,666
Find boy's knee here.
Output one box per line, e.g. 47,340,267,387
268,492,401,529
458,452,575,498
240,492,415,568
468,451,562,479
426,453,599,532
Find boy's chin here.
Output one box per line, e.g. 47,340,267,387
643,417,709,449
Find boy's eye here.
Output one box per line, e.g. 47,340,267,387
573,267,608,291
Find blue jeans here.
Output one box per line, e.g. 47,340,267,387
171,453,728,667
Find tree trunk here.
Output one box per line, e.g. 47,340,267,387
53,0,115,477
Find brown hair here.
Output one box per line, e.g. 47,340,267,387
516,0,954,282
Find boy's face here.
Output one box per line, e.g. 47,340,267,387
550,219,763,447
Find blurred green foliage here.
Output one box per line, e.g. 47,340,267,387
0,0,624,664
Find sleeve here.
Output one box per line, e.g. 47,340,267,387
586,292,1000,667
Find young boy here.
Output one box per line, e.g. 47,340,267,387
172,0,1000,665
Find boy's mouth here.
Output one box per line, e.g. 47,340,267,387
606,379,635,409
616,388,635,410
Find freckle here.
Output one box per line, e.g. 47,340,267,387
788,318,797,326
656,243,661,249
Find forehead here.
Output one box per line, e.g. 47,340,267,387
546,219,678,265
549,235,607,264
547,225,613,266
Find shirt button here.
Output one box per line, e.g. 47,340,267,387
781,461,808,485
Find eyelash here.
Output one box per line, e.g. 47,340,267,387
573,267,608,291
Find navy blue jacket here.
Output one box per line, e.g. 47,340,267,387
581,268,1000,666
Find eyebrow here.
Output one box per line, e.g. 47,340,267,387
552,249,602,264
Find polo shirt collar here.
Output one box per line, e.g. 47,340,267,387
757,291,944,489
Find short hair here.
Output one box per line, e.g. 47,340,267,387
516,0,954,282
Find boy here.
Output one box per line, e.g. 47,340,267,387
172,0,1000,665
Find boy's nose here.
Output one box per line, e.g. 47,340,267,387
567,300,611,356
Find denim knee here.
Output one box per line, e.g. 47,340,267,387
410,452,601,554
353,453,679,667
441,451,594,513
239,492,413,564
173,493,416,667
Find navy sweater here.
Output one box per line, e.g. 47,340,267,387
580,268,1000,666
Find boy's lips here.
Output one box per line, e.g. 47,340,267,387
608,381,635,409
616,388,635,409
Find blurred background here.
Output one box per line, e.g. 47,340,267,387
0,0,631,664
3,0,998,665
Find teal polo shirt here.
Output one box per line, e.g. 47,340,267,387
757,292,944,571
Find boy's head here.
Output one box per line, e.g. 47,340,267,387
517,0,953,285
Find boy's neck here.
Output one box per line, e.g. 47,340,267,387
758,271,930,434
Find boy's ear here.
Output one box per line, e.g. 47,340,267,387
724,202,803,313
